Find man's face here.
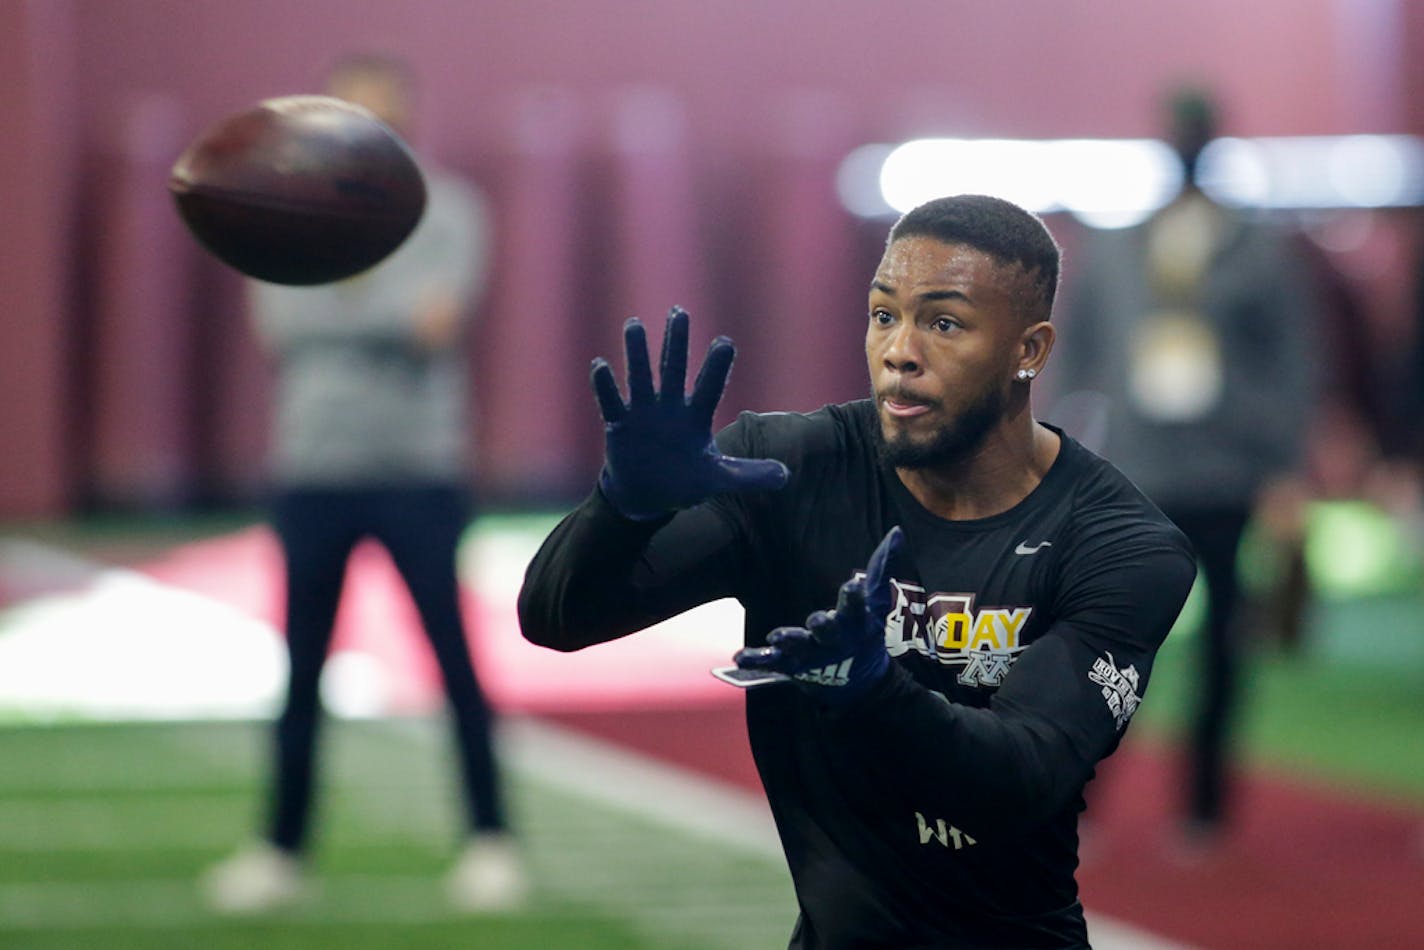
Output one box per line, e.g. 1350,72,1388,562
866,236,1029,469
327,70,411,136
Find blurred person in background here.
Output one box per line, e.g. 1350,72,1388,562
202,52,526,913
1058,86,1320,850
1380,208,1424,549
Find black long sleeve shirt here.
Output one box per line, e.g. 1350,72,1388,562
519,400,1196,949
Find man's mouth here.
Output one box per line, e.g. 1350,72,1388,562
881,392,935,419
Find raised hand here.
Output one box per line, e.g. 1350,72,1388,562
591,307,790,521
725,526,904,703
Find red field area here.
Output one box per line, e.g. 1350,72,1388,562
547,703,1424,949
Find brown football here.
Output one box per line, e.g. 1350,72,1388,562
168,95,427,285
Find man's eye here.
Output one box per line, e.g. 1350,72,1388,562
931,317,959,333
871,310,894,326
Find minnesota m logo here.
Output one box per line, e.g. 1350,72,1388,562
883,580,1031,687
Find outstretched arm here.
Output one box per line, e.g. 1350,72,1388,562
519,308,788,650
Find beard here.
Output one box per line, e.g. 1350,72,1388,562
874,382,1005,470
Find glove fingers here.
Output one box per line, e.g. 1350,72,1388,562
689,337,735,427
865,526,903,587
804,608,841,645
623,317,656,405
766,626,819,669
658,307,689,406
715,456,791,493
590,358,627,424
833,580,866,621
734,645,783,669
732,540,899,701
863,526,903,618
767,626,815,647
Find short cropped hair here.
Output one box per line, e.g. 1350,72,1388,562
888,194,1062,321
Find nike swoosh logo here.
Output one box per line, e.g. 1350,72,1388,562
1015,540,1052,555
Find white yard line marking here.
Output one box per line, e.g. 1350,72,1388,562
498,716,782,859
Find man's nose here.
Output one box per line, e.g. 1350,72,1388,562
882,322,922,372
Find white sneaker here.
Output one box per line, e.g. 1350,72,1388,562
201,842,305,913
445,834,530,912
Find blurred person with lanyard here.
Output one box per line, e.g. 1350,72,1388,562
202,52,526,913
520,194,1196,948
1058,86,1320,849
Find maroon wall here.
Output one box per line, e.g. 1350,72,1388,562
0,0,77,517
2,0,1419,514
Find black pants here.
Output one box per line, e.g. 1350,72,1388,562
1163,503,1252,828
266,484,507,853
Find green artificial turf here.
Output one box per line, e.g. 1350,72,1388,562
1133,591,1424,804
0,720,793,950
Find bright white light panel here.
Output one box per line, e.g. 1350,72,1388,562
839,134,1424,228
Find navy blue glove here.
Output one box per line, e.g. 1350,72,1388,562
729,526,904,704
591,307,790,521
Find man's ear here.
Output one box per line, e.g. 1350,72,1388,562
1017,320,1056,377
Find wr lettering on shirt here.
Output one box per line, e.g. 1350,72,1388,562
917,812,977,850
